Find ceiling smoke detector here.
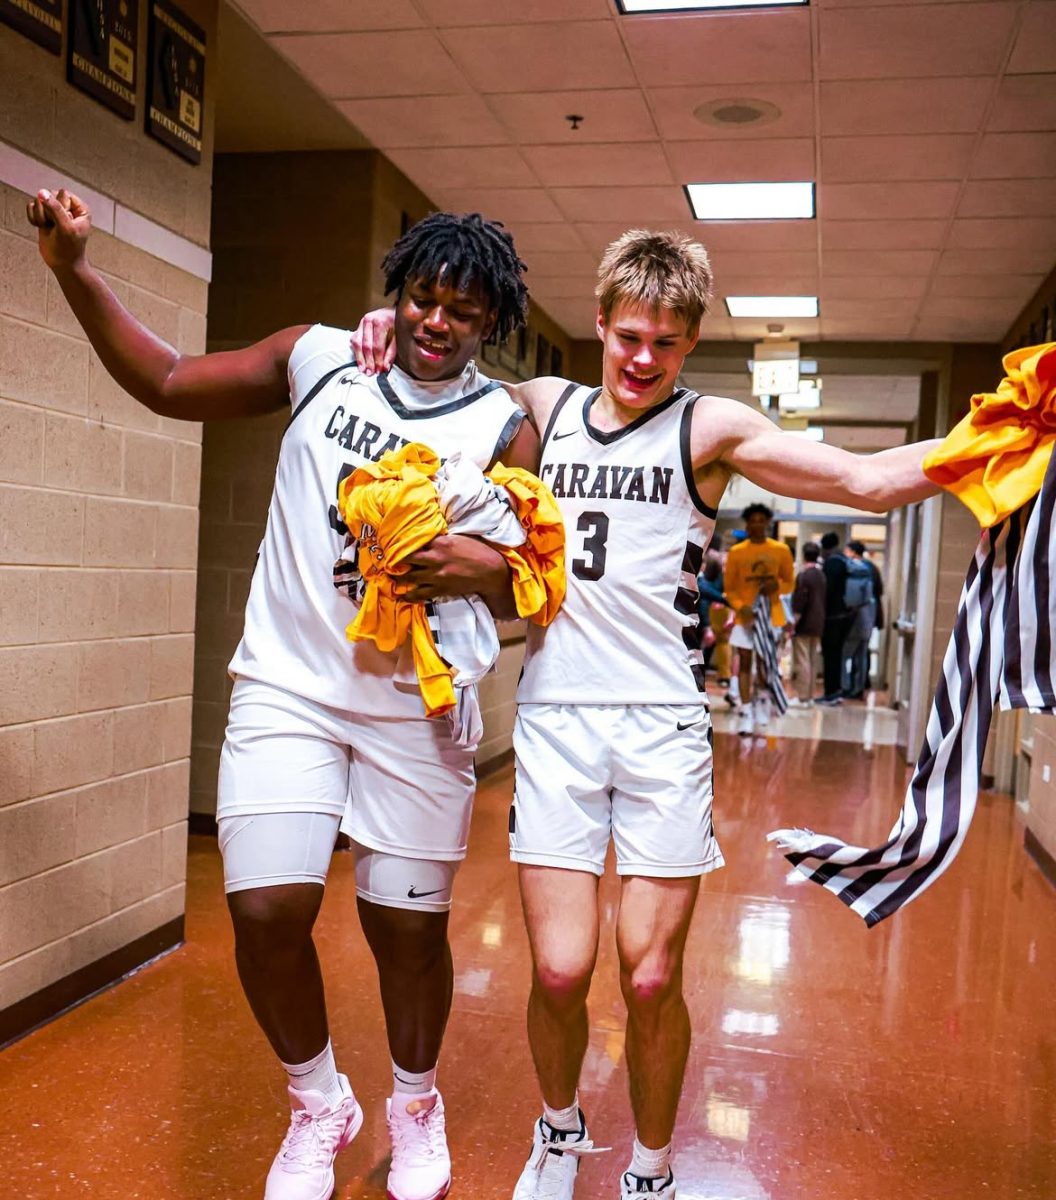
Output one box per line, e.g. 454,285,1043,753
694,98,781,128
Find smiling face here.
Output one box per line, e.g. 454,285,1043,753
393,271,497,382
597,300,700,412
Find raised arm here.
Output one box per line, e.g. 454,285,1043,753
695,395,942,513
28,188,304,421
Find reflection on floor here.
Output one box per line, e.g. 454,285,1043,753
3,735,1056,1199
710,692,902,748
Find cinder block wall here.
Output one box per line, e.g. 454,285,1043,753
0,3,216,1034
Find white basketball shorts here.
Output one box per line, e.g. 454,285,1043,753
510,703,724,878
217,677,476,864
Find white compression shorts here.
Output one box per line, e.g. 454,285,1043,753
219,814,459,913
215,677,475,910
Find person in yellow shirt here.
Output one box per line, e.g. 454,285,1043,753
724,504,795,736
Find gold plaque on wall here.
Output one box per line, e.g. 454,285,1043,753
146,0,205,164
0,0,62,54
67,0,138,120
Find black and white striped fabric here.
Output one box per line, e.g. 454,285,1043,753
768,448,1056,926
751,591,789,717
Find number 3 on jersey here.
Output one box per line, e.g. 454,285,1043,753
572,511,609,581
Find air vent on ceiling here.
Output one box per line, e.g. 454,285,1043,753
694,98,781,128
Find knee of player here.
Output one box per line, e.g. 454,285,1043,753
228,886,319,952
619,957,682,1012
533,956,594,1011
359,900,450,970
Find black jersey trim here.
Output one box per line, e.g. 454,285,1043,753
377,370,503,420
679,395,719,519
287,359,356,429
540,382,579,449
583,387,684,446
490,409,527,465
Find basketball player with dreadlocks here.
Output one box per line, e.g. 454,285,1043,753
28,187,535,1200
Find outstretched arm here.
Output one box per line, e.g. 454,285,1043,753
27,188,304,420
701,397,941,513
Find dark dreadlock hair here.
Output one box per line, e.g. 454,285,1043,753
381,212,529,344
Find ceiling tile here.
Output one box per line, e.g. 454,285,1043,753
946,218,1056,251
522,251,599,277
821,298,917,319
917,296,1023,322
241,1,424,31
730,317,821,340
505,223,590,253
716,275,820,296
334,96,509,149
551,187,690,223
959,179,1056,218
821,277,930,300
820,182,960,220
432,188,566,224
822,249,938,276
521,143,673,188
709,250,819,278
667,138,814,183
819,319,917,342
970,133,1056,179
820,78,991,136
622,11,812,87
419,0,612,24
1007,2,1056,74
648,84,815,141
988,74,1056,132
818,5,1017,80
913,318,1008,341
530,296,598,339
823,220,948,251
485,91,659,144
444,22,632,93
937,248,1052,277
821,135,974,183
930,274,1044,299
691,221,819,253
271,32,467,98
384,147,536,192
527,277,599,298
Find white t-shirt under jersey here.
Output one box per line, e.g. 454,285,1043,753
517,383,716,706
229,324,523,717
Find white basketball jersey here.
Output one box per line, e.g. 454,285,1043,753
518,383,716,705
229,324,523,716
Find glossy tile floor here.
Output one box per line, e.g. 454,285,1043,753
4,732,1056,1199
710,693,901,747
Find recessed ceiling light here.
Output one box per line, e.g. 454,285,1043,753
727,296,819,318
686,182,815,221
619,0,807,11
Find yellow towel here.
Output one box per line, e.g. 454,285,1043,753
337,443,565,717
923,342,1056,528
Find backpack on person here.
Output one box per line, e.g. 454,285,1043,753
844,557,875,609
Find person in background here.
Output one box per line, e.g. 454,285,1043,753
842,540,884,699
697,538,730,683
724,504,794,736
790,541,826,706
818,532,850,705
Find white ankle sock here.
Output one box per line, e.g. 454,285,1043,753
281,1040,344,1107
392,1061,437,1097
543,1095,582,1133
629,1137,671,1180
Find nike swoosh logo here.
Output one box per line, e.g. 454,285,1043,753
677,720,703,731
551,429,578,441
407,885,445,899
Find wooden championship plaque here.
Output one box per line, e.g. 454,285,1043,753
67,0,138,119
0,0,62,54
145,0,205,165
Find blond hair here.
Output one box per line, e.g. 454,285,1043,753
595,230,713,333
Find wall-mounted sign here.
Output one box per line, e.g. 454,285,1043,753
0,0,62,54
67,0,138,119
146,0,205,165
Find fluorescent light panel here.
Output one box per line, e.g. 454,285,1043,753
727,296,819,318
620,0,806,10
686,182,815,222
